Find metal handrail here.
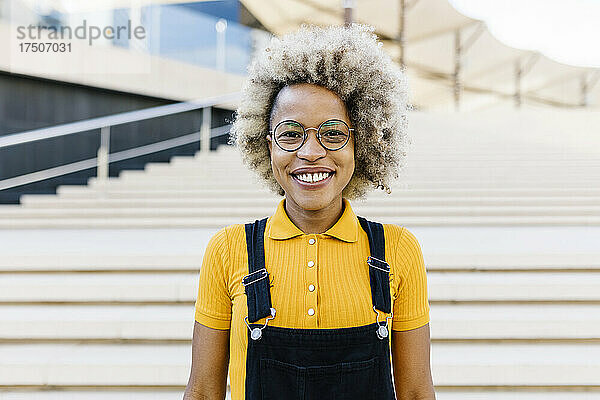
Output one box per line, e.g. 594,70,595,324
0,92,240,192
0,92,239,149
0,125,232,191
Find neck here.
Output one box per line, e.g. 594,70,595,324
284,197,344,234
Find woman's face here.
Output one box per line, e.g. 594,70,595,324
267,83,355,211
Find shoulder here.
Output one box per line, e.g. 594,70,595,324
205,224,246,255
357,218,421,249
382,224,424,273
206,220,273,255
382,224,421,250
382,223,404,241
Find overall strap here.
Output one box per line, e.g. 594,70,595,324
243,218,272,323
357,216,392,314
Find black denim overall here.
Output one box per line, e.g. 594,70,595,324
242,216,395,400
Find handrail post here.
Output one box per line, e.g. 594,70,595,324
201,106,212,154
97,126,111,181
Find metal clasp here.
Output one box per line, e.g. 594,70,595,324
373,306,393,340
244,307,276,341
367,256,390,273
242,268,268,287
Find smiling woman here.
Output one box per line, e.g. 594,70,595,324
184,25,435,400
233,25,409,200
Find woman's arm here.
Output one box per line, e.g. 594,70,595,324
391,324,436,400
183,322,230,400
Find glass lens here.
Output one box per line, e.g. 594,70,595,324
274,121,305,151
318,120,350,150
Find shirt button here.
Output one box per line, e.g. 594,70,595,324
308,284,315,292
308,238,316,245
307,308,315,316
307,261,315,268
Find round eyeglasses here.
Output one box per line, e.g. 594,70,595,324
269,119,353,152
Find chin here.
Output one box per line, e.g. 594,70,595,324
289,192,336,211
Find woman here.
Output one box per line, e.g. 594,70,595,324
184,24,435,400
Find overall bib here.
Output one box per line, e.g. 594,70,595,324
242,216,396,400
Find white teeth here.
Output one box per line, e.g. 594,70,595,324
295,172,331,183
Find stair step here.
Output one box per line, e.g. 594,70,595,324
0,254,202,271
2,272,599,303
432,343,600,385
430,304,600,339
429,272,600,301
3,206,600,218
1,343,598,386
435,391,600,400
0,391,186,400
0,343,188,385
54,186,600,198
0,272,198,302
1,304,599,341
0,305,193,340
1,253,598,272
88,179,600,188
20,197,600,208
120,170,600,181
3,216,600,229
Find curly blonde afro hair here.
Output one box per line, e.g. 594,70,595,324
229,24,409,199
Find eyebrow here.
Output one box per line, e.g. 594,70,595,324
279,119,347,127
280,121,303,127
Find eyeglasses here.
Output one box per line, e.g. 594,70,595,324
269,119,353,152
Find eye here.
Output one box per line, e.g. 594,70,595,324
321,129,348,143
280,130,302,138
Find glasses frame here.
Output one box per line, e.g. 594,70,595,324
269,119,354,152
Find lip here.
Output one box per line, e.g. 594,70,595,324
291,167,335,175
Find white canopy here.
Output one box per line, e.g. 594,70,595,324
241,0,600,111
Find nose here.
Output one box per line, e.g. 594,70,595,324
296,129,326,161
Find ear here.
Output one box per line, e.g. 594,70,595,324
266,134,272,154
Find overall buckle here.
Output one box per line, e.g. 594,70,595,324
244,308,276,341
373,306,393,340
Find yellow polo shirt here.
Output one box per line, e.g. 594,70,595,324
195,198,430,400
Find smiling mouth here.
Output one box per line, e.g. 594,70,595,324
291,171,334,184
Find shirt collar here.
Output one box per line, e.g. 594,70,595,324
267,198,359,243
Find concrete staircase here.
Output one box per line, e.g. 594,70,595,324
1,111,599,399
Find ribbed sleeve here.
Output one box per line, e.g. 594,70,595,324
389,226,430,331
194,226,233,330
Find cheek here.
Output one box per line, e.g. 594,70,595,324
343,145,356,177
346,156,356,179
270,150,290,179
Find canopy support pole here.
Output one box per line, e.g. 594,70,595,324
580,74,589,107
399,0,406,68
453,29,461,111
398,0,420,69
515,61,522,108
514,53,540,108
582,71,600,107
453,23,485,111
343,0,355,27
